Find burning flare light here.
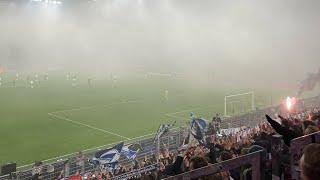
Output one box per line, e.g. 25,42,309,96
286,96,296,111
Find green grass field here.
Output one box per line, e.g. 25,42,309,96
0,72,290,166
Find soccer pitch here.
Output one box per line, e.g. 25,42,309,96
0,72,289,166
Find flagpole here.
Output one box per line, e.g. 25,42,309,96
157,135,160,166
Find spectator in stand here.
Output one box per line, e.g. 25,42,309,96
189,156,208,170
75,151,85,173
68,171,82,180
304,125,319,135
299,143,320,180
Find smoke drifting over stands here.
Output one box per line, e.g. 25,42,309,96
0,0,320,86
298,68,320,96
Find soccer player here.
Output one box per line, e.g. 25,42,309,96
88,78,92,87
30,80,34,88
34,74,39,83
111,74,117,88
44,73,49,81
165,89,169,101
0,77,2,87
13,79,16,87
72,75,77,87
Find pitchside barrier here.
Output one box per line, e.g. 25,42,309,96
10,127,184,180
164,150,264,180
113,164,158,180
0,174,10,180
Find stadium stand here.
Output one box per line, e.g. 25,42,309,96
0,95,319,180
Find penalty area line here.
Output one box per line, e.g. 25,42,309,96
49,100,139,114
164,105,221,120
165,105,219,116
48,112,131,140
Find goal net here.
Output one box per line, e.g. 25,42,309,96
224,91,255,117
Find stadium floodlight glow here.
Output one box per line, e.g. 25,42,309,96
30,0,62,5
47,0,62,5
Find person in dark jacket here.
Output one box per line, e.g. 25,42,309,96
265,115,299,146
163,155,184,176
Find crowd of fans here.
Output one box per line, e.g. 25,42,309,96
31,98,320,180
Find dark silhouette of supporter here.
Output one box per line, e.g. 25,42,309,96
189,156,208,170
220,151,241,180
162,154,184,176
266,114,320,146
253,132,272,153
302,120,317,131
189,156,215,180
206,143,223,164
265,115,299,146
299,143,320,180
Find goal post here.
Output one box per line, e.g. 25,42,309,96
224,91,255,117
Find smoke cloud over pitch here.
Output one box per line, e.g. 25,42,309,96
0,0,320,87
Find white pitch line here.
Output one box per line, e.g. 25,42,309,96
166,109,194,115
165,105,219,116
48,112,131,140
20,103,214,170
49,100,139,114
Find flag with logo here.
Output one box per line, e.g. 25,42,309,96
190,118,208,146
91,142,124,170
121,143,143,160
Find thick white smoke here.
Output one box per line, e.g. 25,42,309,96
0,0,319,86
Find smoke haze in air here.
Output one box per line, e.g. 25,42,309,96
0,0,320,86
